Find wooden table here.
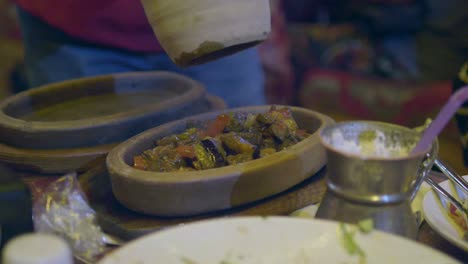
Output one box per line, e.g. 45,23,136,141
419,223,467,262
16,168,468,263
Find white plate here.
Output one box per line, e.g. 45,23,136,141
98,217,459,264
422,176,468,251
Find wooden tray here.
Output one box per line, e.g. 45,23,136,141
0,143,111,174
0,95,226,174
78,163,327,241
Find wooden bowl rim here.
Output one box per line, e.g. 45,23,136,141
0,71,206,132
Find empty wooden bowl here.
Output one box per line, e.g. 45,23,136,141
0,71,218,150
0,94,225,174
106,105,334,217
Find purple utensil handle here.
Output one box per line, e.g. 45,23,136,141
412,85,468,154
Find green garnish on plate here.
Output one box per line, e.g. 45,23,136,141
339,220,373,264
358,218,374,234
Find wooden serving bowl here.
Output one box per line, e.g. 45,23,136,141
0,71,211,149
0,95,225,174
106,106,334,217
140,0,271,66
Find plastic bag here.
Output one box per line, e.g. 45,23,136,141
32,173,106,262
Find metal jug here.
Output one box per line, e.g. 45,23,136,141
315,121,437,239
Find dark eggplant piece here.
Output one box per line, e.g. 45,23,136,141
133,107,309,172
257,107,299,141
192,143,217,170
244,113,257,129
157,128,200,146
270,122,289,141
201,138,226,167
270,116,299,141
262,137,277,149
237,132,263,145
256,106,285,124
224,112,248,132
253,147,261,159
220,133,256,154
256,112,276,125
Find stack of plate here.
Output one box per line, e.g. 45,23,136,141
0,71,225,174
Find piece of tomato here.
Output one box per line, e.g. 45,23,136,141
176,145,196,159
448,203,468,231
133,156,148,170
205,114,231,137
449,203,458,216
296,129,308,137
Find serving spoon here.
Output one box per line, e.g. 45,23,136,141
411,85,468,154
411,85,468,193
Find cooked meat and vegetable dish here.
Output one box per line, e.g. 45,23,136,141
133,107,310,172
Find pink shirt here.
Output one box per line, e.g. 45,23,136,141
15,0,163,52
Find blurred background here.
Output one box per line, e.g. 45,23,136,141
0,0,466,172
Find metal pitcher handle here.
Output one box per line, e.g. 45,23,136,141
409,140,439,201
